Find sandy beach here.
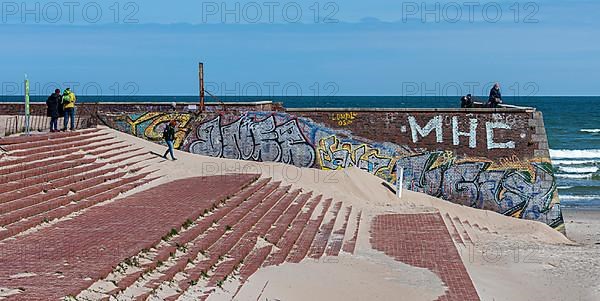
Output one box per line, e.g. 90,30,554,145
98,128,600,300
1,127,598,300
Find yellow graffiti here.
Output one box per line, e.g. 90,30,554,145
125,112,192,149
316,135,394,178
430,151,455,169
330,112,358,127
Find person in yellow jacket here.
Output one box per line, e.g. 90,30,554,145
62,88,77,131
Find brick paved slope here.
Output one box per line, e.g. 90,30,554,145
370,213,480,301
0,175,257,300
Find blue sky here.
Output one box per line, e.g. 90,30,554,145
0,0,599,96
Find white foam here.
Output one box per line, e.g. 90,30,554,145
553,159,597,165
556,173,593,179
580,129,600,133
558,166,599,174
557,186,574,190
550,149,600,159
560,195,600,201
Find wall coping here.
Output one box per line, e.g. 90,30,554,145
0,100,536,113
285,107,536,113
0,101,274,106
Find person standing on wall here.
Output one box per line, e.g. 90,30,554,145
46,89,61,132
488,83,503,108
62,88,77,131
162,120,178,161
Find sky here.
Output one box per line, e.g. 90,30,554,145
0,0,599,97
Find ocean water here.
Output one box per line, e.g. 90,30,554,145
3,95,599,209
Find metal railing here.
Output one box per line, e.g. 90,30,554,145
3,115,90,136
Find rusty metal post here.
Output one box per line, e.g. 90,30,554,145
199,62,205,112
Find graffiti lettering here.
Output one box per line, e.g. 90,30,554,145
397,153,561,226
99,111,562,230
110,112,192,148
487,121,516,149
331,112,358,127
187,115,316,167
452,117,478,148
408,115,443,143
317,136,393,176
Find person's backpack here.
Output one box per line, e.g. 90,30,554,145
62,93,71,105
162,127,169,140
163,126,174,141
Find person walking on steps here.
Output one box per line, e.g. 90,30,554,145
162,120,178,161
62,88,77,131
46,89,61,132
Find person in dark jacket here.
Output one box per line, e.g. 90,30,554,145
46,89,62,132
162,120,178,161
461,94,474,108
488,83,503,108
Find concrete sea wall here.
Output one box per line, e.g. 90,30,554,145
96,105,563,231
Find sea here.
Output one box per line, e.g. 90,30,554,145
3,95,599,209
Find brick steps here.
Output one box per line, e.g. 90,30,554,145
452,216,474,245
0,154,86,180
306,201,342,260
105,179,275,299
326,205,353,257
0,171,155,240
99,177,267,296
0,131,108,152
156,182,282,289
263,192,314,246
71,176,359,301
444,213,465,246
0,137,125,170
0,176,154,241
9,136,114,157
0,129,158,243
263,195,323,266
0,157,99,199
0,128,100,146
341,209,362,254
0,175,259,300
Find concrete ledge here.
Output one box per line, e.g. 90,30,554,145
286,107,536,113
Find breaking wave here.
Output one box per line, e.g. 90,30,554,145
558,166,599,174
556,173,594,179
553,159,597,165
560,195,600,201
550,149,600,159
580,129,600,133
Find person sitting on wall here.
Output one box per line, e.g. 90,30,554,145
460,94,474,108
46,89,62,132
62,88,77,131
488,83,503,108
162,120,178,161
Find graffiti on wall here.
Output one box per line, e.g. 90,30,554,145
397,152,561,227
330,112,358,127
100,111,562,230
108,112,192,148
317,135,394,177
406,115,518,149
186,115,316,167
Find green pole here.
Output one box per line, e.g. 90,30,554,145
24,75,30,135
